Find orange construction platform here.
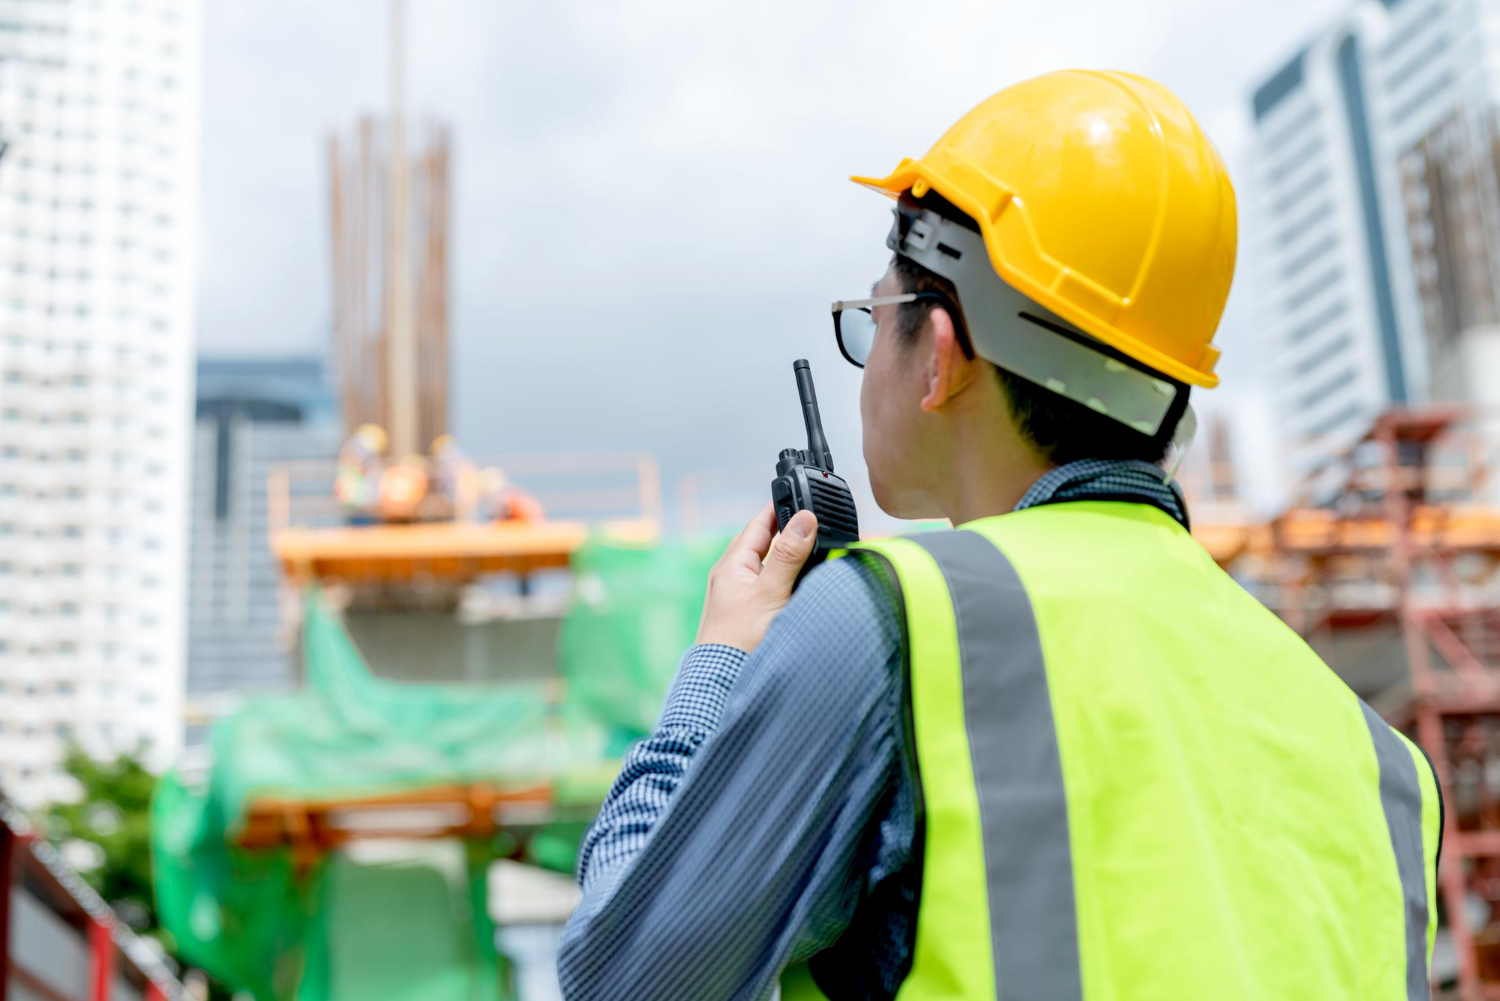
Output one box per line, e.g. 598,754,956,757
272,517,660,584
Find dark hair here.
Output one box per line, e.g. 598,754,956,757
889,193,1184,466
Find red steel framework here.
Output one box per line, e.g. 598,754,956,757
0,799,179,1001
1215,408,1500,999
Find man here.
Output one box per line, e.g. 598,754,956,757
335,423,386,525
559,70,1442,1000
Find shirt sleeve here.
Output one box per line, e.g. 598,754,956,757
558,555,906,1001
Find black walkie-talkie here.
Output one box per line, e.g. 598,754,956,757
771,360,860,573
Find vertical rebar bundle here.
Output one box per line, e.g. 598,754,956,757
327,117,451,457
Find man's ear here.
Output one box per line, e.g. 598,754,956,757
919,307,976,413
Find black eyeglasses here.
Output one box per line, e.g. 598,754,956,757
830,291,974,368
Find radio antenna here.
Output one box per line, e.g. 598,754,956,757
793,359,833,471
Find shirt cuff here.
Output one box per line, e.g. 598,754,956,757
657,643,749,735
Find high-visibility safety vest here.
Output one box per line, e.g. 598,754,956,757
783,501,1441,1000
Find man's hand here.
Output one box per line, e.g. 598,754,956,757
696,503,818,653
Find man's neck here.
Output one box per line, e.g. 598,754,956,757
938,427,1054,526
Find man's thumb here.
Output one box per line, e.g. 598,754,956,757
764,510,817,584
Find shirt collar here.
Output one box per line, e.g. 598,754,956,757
1014,458,1190,530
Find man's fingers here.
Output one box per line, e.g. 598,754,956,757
719,503,761,554
716,503,768,563
725,503,777,575
759,510,817,591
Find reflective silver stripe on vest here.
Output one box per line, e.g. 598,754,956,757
1358,700,1431,1000
912,531,1083,1001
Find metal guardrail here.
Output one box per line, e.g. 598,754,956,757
0,798,183,1001
268,450,663,534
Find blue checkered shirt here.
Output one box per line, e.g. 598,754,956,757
559,460,1187,1000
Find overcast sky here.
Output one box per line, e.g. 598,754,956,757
197,0,1352,522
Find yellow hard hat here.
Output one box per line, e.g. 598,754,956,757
354,423,388,453
853,70,1236,388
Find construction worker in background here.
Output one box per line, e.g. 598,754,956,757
559,71,1443,1000
376,455,429,522
476,466,546,523
335,423,386,525
432,434,480,521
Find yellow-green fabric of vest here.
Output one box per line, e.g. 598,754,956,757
783,501,1438,1000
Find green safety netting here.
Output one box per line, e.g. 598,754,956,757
558,534,727,753
154,534,723,999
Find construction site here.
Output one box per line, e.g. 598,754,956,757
9,0,1500,998
146,95,1500,989
138,395,1500,1000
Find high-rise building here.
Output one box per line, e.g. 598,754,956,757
1251,0,1500,475
0,0,202,804
188,357,338,710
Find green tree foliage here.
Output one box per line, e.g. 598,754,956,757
40,744,157,931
